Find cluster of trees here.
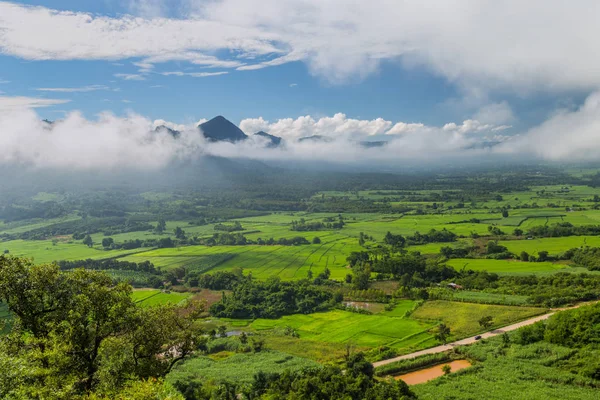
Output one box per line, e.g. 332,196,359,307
4,217,154,241
199,233,317,247
209,277,338,319
291,216,345,231
0,256,204,398
406,229,457,245
57,258,158,274
382,229,457,249
476,273,600,307
214,221,244,232
527,222,600,238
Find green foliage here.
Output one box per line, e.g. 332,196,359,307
209,277,336,319
0,256,204,397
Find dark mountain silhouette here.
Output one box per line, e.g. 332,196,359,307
254,131,282,147
198,116,248,142
298,135,333,143
360,141,387,148
154,125,181,138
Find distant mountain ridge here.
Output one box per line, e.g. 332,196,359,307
198,116,248,142
254,131,282,147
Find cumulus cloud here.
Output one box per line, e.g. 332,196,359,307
497,91,600,160
1,1,600,91
0,108,205,169
239,113,510,143
240,113,393,139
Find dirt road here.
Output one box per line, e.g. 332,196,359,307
373,311,556,368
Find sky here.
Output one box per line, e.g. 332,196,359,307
1,0,600,169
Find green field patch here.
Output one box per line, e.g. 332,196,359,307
126,241,360,280
247,301,436,351
0,239,145,264
410,300,546,338
166,351,318,386
446,258,576,275
430,289,530,306
131,290,192,307
500,236,600,256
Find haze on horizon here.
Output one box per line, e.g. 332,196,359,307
1,0,600,170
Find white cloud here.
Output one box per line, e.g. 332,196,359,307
239,113,507,141
114,73,146,81
0,79,10,84
36,85,110,93
0,108,205,169
289,83,297,87
0,96,70,111
497,91,600,160
160,71,228,78
473,102,515,125
126,0,166,18
122,99,133,103
1,1,599,91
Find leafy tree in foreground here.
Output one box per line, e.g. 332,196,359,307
478,315,494,330
435,323,451,344
0,255,203,398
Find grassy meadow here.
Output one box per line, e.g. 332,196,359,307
131,289,192,307
226,300,546,355
167,351,319,386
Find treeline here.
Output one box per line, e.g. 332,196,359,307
57,258,158,274
214,221,244,232
527,222,600,238
383,228,457,248
291,216,345,231
2,216,154,241
209,277,338,319
173,353,414,400
199,233,316,246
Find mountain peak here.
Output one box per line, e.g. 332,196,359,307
254,131,282,147
198,116,248,142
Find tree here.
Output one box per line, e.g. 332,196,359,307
174,226,186,240
502,210,509,218
442,364,452,375
537,250,550,262
0,256,203,396
312,236,321,244
513,228,523,236
101,237,114,249
352,265,370,290
478,315,494,330
435,323,451,344
83,234,94,247
154,218,166,234
520,251,530,261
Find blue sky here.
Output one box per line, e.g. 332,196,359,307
1,0,600,165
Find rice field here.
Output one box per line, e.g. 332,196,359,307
445,258,589,276
249,300,436,351
500,236,600,256
124,238,362,280
131,289,192,307
0,239,145,264
410,300,546,338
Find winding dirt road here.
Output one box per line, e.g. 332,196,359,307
373,302,594,368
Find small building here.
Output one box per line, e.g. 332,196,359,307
447,282,463,290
